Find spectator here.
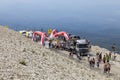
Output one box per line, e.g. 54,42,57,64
109,52,112,60
113,53,117,61
96,59,100,68
106,53,110,62
111,43,116,52
87,54,90,61
99,53,102,62
103,55,106,63
104,62,111,73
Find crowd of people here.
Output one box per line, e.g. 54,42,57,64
87,51,118,74
47,37,116,75
48,39,66,49
24,31,118,75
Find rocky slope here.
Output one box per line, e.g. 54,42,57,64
0,26,117,80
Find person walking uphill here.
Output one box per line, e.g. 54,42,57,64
103,55,106,63
96,59,100,68
106,53,110,62
99,53,102,62
92,58,95,67
104,62,111,74
89,58,93,68
89,58,95,68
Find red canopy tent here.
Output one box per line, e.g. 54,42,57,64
32,31,48,45
53,31,70,40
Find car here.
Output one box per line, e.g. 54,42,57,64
19,30,27,36
19,30,33,38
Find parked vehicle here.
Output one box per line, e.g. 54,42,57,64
19,30,33,38
75,39,91,57
19,30,27,36
65,38,91,59
26,31,33,38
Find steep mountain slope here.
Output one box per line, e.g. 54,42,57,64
0,26,108,80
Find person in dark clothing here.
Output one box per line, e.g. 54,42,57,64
92,58,95,67
96,60,100,68
48,42,51,48
103,55,106,63
111,44,116,52
73,41,76,47
89,58,93,68
69,52,73,57
77,36,80,39
96,52,99,57
99,53,102,62
69,48,73,57
104,62,111,73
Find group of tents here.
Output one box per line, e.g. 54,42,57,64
19,29,70,45
19,29,91,57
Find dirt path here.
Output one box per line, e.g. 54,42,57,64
49,48,120,80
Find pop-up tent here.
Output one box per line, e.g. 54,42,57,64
32,31,48,45
53,31,70,40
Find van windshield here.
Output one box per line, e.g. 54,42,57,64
77,44,88,48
